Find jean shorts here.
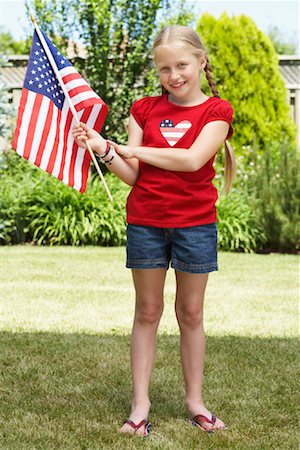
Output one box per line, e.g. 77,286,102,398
126,223,218,274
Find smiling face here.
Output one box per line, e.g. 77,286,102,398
154,44,207,105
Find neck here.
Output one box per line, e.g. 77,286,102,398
167,91,209,107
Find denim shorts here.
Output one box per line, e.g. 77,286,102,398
126,223,218,274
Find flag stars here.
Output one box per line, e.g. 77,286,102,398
33,60,38,65
38,83,43,88
31,70,36,74
35,51,39,55
28,80,33,85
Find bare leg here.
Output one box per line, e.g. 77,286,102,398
120,268,166,435
174,270,225,430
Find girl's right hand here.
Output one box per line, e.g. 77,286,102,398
72,122,107,155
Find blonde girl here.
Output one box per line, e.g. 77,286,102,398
73,25,235,436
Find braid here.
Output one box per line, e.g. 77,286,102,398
204,58,220,98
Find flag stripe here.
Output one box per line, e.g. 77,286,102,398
40,105,59,171
34,101,54,166
68,108,91,188
22,93,39,158
46,108,62,173
16,90,36,157
12,88,28,151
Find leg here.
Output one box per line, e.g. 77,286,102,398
174,270,225,430
120,268,166,435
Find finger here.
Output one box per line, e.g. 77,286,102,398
79,122,90,131
107,139,118,149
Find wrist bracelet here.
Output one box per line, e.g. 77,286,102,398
101,145,116,165
98,141,110,159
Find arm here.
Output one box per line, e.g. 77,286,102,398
110,121,230,172
72,115,143,186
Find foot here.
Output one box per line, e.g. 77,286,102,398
120,400,151,436
185,400,226,431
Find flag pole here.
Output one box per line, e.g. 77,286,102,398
29,13,113,201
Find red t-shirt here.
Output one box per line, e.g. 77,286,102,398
127,94,234,228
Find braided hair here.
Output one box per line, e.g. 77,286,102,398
153,26,235,193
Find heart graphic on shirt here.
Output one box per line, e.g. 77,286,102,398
159,119,192,146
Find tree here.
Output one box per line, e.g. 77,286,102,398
196,13,297,153
0,29,31,55
27,0,191,143
268,26,297,55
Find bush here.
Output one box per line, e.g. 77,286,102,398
217,192,266,252
0,150,129,246
240,143,300,253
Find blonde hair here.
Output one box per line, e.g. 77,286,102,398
153,26,235,194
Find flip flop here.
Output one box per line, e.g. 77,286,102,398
124,418,151,437
190,413,220,434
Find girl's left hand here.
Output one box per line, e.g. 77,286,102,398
108,140,136,159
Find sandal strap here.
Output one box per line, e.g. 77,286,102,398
125,418,148,431
193,413,217,426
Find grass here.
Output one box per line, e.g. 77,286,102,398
0,247,299,449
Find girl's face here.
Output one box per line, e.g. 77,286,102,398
154,44,206,103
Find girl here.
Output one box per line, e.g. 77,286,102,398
72,25,235,436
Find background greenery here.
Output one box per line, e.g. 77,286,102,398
0,247,299,449
0,2,299,252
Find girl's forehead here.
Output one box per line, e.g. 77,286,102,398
154,44,194,60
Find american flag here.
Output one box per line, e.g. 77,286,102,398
12,29,108,193
159,119,192,147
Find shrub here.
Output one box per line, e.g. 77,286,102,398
241,143,300,253
217,192,266,252
0,150,129,246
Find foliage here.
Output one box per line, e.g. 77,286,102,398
196,13,297,153
217,192,265,253
268,26,298,55
27,0,194,143
238,143,300,253
0,86,16,140
0,150,129,246
0,29,31,55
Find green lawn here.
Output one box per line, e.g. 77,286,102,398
0,247,299,449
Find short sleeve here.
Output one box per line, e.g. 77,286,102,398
130,97,156,129
204,100,234,140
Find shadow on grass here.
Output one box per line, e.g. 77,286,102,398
0,332,299,450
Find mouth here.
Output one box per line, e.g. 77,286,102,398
170,81,186,89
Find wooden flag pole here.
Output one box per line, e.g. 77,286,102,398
30,13,113,201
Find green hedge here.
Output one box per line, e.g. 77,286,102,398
0,151,129,246
1,145,298,253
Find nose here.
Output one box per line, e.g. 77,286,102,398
169,69,180,81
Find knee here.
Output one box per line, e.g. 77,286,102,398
175,302,203,329
135,299,164,326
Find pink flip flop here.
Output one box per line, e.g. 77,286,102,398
190,413,221,434
124,418,151,437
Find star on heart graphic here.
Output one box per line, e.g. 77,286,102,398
159,119,192,146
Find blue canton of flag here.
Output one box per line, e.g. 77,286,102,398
25,31,72,109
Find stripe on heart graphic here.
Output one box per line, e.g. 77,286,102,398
160,119,192,146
